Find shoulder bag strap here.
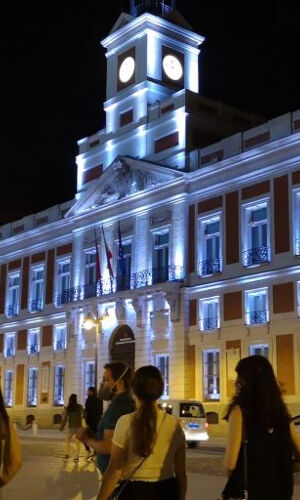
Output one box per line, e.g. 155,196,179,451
115,410,167,498
242,412,249,500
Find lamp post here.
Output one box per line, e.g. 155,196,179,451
82,309,109,390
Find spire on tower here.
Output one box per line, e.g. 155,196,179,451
130,0,176,17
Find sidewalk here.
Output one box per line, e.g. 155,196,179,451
17,427,227,446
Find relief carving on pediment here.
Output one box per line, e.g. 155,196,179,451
94,159,168,206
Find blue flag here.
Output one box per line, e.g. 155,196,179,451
118,222,126,275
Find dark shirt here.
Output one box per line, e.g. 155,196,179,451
222,419,293,500
96,391,135,474
85,395,103,432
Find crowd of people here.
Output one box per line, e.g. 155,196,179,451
1,355,300,499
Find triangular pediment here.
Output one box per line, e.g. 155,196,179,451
108,13,134,36
67,156,184,217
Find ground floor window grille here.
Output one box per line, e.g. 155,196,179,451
54,365,65,406
155,353,169,398
203,349,220,401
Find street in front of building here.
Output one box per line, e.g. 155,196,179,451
2,433,300,499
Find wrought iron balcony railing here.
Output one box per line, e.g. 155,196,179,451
6,304,19,317
28,345,39,354
53,340,67,351
243,246,269,267
202,317,219,331
5,348,15,357
198,258,221,276
28,299,43,313
55,265,184,305
246,310,268,325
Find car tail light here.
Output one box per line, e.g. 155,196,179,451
205,421,209,430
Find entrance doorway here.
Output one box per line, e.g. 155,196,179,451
110,325,135,369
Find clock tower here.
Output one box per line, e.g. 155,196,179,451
101,2,204,134
76,2,207,193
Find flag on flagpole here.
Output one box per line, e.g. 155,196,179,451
102,226,114,279
94,228,102,282
118,222,126,276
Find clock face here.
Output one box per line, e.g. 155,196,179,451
163,54,183,81
119,57,135,83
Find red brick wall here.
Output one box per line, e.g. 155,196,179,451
226,192,239,264
21,257,29,310
154,132,179,154
274,175,290,253
46,250,55,304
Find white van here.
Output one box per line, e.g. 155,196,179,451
158,399,209,447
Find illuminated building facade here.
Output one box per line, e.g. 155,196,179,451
1,1,300,427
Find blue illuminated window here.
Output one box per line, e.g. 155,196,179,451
4,370,13,407
6,273,20,317
155,353,169,398
200,297,220,331
243,201,270,267
27,367,38,407
203,349,220,401
249,343,269,358
54,365,65,406
245,288,268,325
198,215,222,276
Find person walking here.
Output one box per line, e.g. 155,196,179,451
0,388,22,495
60,393,83,462
84,386,103,458
76,361,134,475
222,355,300,500
96,365,187,500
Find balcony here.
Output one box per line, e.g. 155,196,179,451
5,348,15,357
55,265,184,305
201,317,219,331
28,345,39,355
6,304,18,317
246,310,268,325
199,258,221,276
53,340,67,351
243,246,269,267
28,299,43,313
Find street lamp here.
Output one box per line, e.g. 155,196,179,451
82,308,109,389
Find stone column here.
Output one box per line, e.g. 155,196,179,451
170,199,187,280
65,309,84,400
71,229,85,289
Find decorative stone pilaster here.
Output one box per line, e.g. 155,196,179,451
132,297,143,327
165,291,180,322
115,300,126,321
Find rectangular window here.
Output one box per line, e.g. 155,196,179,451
53,324,67,351
29,266,44,312
199,297,220,331
84,252,97,299
84,361,95,397
198,215,222,276
245,288,268,325
116,241,132,291
243,201,270,267
54,365,65,406
4,370,13,407
120,109,133,127
249,343,269,358
27,328,40,354
56,260,70,306
203,349,220,401
4,333,15,357
6,272,20,317
155,354,169,398
27,367,38,407
153,231,169,284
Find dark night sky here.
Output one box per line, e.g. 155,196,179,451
1,1,300,226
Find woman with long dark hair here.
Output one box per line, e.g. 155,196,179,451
60,393,83,462
97,365,186,500
222,355,300,500
0,388,22,492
